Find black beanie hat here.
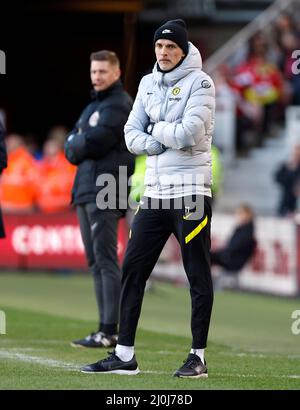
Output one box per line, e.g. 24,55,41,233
153,19,189,55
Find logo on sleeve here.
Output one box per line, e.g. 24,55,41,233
89,111,100,127
201,80,211,89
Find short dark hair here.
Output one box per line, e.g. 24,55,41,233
90,50,120,67
239,204,254,218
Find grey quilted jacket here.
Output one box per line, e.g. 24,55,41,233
124,42,215,199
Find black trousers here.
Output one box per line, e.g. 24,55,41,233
211,250,232,270
76,203,122,334
118,195,213,349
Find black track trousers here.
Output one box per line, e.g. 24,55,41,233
118,195,213,349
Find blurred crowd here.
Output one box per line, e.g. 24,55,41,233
0,125,223,215
214,12,300,156
1,12,300,216
0,126,76,214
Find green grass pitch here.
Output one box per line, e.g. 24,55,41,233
0,272,299,389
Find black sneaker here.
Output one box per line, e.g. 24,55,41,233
174,353,208,378
80,351,140,375
71,331,118,348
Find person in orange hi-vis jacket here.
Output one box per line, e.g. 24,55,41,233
0,133,37,213
35,138,76,213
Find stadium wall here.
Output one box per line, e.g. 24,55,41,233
0,212,128,270
0,212,299,297
152,214,300,297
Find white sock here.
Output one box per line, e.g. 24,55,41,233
190,348,205,363
115,344,134,362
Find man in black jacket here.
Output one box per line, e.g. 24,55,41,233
211,204,256,273
274,145,300,216
65,50,134,348
0,119,8,238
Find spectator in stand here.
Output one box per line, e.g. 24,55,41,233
35,138,76,213
0,134,37,213
229,32,283,153
211,204,256,274
272,12,300,107
24,134,43,161
0,121,8,238
47,125,69,150
274,12,300,54
128,155,146,207
274,144,300,217
277,31,300,106
211,144,223,205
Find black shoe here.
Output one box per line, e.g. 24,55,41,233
80,351,140,375
174,353,208,378
71,331,118,348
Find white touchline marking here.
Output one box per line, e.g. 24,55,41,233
0,339,68,345
0,347,47,352
0,349,78,371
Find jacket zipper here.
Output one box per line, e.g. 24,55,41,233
156,73,168,192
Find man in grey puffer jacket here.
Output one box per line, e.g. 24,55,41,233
81,19,215,379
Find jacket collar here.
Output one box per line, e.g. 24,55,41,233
90,79,123,100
